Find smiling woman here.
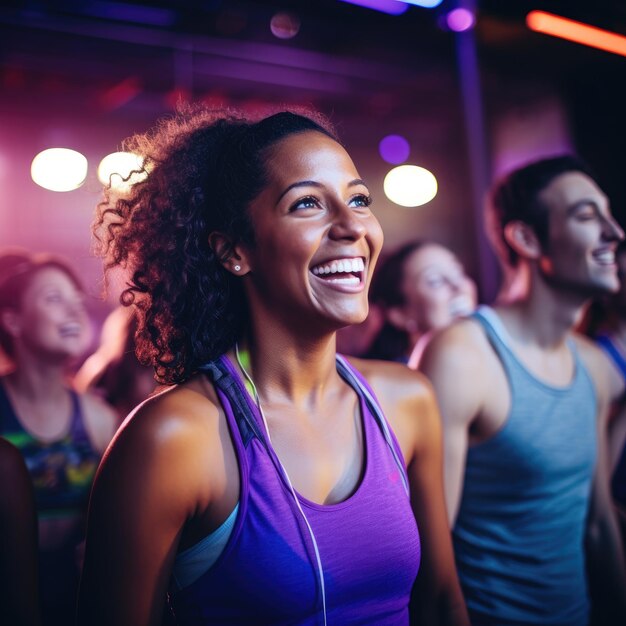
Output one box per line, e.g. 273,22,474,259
365,240,477,364
77,105,469,626
0,249,117,625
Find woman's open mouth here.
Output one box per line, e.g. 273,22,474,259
310,257,365,288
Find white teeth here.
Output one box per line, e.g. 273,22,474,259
311,257,365,276
594,250,615,265
325,275,360,285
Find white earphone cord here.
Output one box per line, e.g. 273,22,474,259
235,343,328,626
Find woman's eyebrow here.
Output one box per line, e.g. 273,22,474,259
276,180,322,204
276,178,369,204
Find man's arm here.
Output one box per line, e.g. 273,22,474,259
418,321,487,526
575,335,626,624
586,421,626,625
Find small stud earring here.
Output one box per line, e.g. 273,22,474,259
234,265,241,271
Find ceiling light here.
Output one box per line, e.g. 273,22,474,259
383,165,437,207
31,148,88,192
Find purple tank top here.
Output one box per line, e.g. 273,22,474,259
168,355,421,625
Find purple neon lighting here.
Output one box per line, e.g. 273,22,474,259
398,0,443,7
337,0,408,15
379,135,410,164
446,8,475,32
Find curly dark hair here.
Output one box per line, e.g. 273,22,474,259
487,155,598,267
94,105,336,384
0,249,84,358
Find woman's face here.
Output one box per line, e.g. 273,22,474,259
14,266,90,360
400,244,477,333
243,130,384,330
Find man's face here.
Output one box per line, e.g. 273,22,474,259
537,171,624,296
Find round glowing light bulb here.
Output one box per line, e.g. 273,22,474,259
97,152,147,192
270,12,300,40
383,165,438,207
31,148,88,192
446,8,475,32
379,134,410,165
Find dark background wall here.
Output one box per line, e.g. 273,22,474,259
1,0,625,310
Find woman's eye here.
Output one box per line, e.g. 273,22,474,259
423,275,445,289
290,196,319,211
350,194,372,208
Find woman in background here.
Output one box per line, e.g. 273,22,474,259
0,250,117,625
78,106,468,625
365,240,477,365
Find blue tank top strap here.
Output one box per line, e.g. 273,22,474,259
473,306,588,385
1,381,91,444
470,304,511,354
471,305,520,377
68,390,91,444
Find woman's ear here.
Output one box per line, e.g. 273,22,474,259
0,308,21,340
503,220,542,261
208,232,250,276
387,306,417,333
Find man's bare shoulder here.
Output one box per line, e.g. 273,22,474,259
421,317,492,373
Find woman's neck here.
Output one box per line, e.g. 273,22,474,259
5,353,68,402
238,327,340,411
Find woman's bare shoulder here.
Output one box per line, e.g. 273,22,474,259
344,356,440,460
84,373,230,536
111,377,220,452
347,356,432,405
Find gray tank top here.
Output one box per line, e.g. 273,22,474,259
453,306,597,626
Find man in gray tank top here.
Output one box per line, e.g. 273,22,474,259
419,156,626,625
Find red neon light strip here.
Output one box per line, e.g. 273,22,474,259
527,10,626,58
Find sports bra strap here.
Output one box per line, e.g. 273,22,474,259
199,357,264,446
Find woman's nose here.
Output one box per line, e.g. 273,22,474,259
328,204,367,241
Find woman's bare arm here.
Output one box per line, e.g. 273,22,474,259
77,386,225,626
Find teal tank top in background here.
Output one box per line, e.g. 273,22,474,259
453,306,597,626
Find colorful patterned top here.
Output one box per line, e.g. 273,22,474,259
0,380,99,520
